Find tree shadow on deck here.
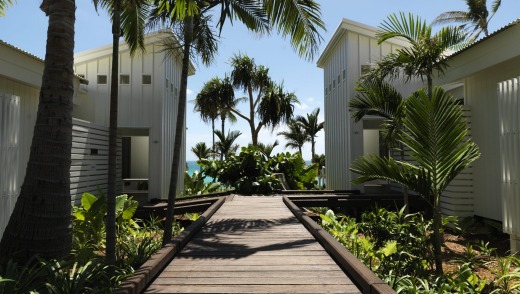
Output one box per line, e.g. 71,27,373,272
178,216,317,260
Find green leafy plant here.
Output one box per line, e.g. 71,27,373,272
269,152,318,190
183,170,222,196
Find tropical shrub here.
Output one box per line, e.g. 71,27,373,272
200,146,282,194
268,152,319,190
183,170,222,196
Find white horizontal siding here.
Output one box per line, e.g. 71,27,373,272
71,119,122,204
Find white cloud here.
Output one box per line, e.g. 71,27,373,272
187,88,195,97
295,102,310,111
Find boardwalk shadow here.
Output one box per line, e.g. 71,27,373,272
178,216,316,260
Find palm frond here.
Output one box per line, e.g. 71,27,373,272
377,12,431,45
214,0,269,36
120,0,151,55
0,0,15,16
262,0,325,60
431,11,470,26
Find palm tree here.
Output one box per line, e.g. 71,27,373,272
194,76,236,153
93,0,150,265
0,0,75,263
432,0,501,41
0,0,15,16
151,0,324,244
191,142,212,161
277,120,308,154
350,87,480,275
257,140,279,158
214,130,242,160
294,108,324,160
367,12,467,100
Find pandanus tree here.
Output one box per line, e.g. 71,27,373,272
228,54,299,145
151,0,324,244
350,87,480,275
432,0,501,41
294,108,323,160
93,0,150,265
0,0,76,263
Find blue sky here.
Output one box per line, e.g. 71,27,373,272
1,1,519,161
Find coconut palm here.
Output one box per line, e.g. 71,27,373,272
432,0,501,41
191,142,212,161
93,0,150,265
257,140,279,158
366,12,467,100
0,0,75,263
151,0,324,244
214,130,242,160
194,76,237,152
277,120,309,155
294,108,324,160
350,87,480,275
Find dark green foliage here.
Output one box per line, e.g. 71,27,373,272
183,170,222,196
269,152,318,190
200,146,318,193
201,146,282,194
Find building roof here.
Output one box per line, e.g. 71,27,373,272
0,39,88,84
74,29,196,75
316,18,409,68
449,18,520,58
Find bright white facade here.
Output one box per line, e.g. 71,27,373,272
318,17,520,248
0,30,191,238
316,19,415,191
73,30,192,201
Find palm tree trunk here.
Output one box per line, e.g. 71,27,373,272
211,118,215,154
433,197,443,275
427,76,433,100
0,0,75,263
163,16,193,246
220,116,225,161
105,0,121,266
311,139,315,161
248,86,257,145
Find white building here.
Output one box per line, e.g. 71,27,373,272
316,19,416,191
318,18,520,249
0,30,191,237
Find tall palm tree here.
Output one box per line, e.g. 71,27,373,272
194,76,236,153
214,130,242,160
93,0,150,265
0,0,15,16
432,0,501,41
367,12,467,100
0,0,75,263
277,120,308,154
151,0,324,244
294,108,323,160
350,87,480,275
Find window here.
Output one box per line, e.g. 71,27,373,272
165,78,169,88
120,74,130,84
170,83,174,92
333,80,336,88
97,75,107,84
337,75,341,85
343,69,346,80
142,74,152,85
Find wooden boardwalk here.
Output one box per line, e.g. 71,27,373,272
145,196,361,293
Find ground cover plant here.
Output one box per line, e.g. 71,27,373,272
0,192,187,293
319,207,520,293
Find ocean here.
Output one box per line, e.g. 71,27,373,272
186,161,202,176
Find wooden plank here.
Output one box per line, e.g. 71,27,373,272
144,196,363,294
